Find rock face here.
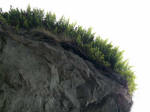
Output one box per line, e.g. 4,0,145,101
0,24,132,112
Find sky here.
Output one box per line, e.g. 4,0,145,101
0,0,150,111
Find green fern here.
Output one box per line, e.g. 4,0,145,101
0,6,136,95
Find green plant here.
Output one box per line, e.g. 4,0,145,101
0,14,6,24
0,6,136,95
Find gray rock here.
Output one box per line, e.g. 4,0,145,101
0,25,132,112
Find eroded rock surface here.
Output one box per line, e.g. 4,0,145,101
0,25,132,112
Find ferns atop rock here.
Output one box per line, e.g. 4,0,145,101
0,6,136,95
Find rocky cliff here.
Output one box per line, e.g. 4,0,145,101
0,24,132,112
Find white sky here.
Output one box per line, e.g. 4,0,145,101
0,0,150,111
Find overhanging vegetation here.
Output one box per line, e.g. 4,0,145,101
0,6,136,94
